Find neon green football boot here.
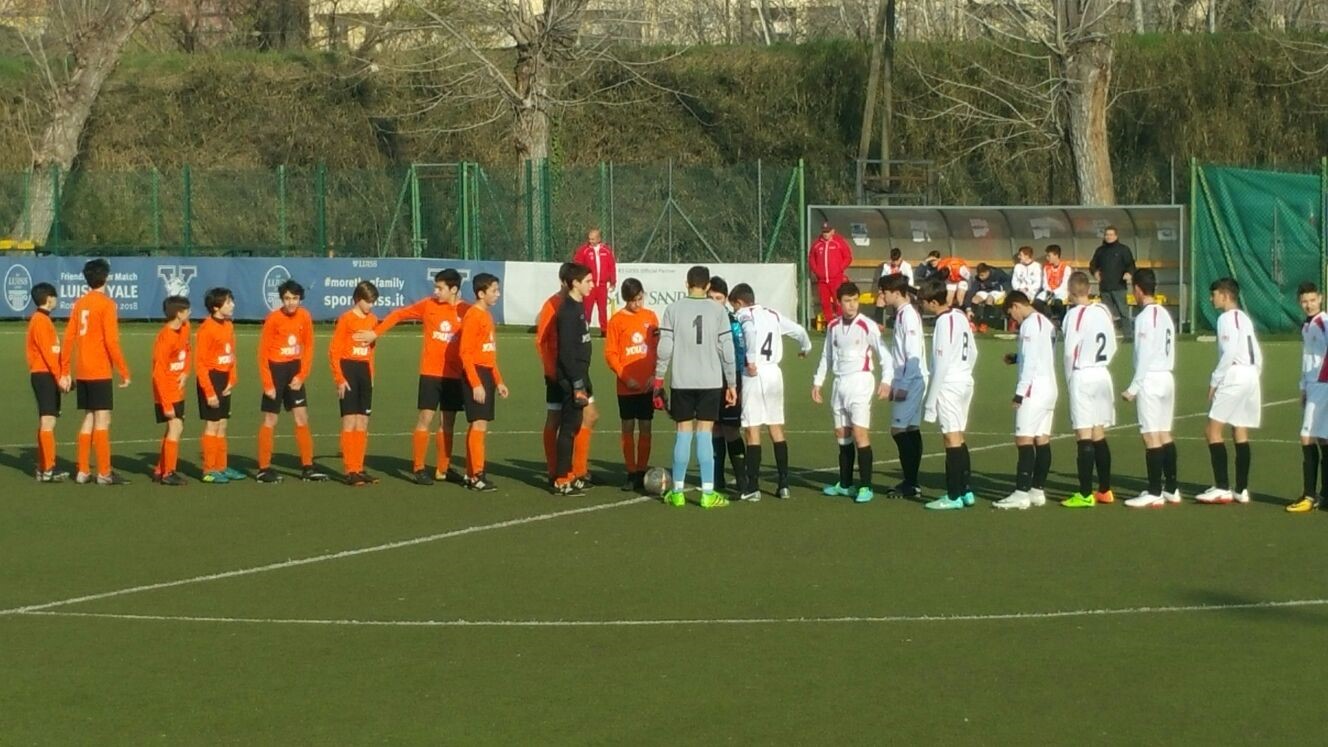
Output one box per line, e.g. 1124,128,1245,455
664,489,686,507
699,491,729,509
1061,492,1096,508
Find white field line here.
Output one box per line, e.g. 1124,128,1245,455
0,497,650,617
13,597,1328,629
0,399,1299,620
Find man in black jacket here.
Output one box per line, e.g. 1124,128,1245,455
554,264,595,496
1089,226,1137,336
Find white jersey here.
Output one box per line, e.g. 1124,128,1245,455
1126,303,1176,396
925,308,976,407
1011,261,1043,297
813,313,887,387
1015,311,1058,400
1211,308,1263,388
737,304,812,370
885,303,929,385
1062,303,1117,378
878,260,914,288
1301,311,1328,392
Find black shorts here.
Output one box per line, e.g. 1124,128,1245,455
338,360,373,416
617,392,654,421
260,360,309,414
31,372,60,417
154,399,186,424
75,378,113,412
546,377,594,411
196,370,233,422
418,375,465,412
463,367,497,422
719,379,742,425
670,388,723,423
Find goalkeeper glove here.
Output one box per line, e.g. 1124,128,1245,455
652,378,668,411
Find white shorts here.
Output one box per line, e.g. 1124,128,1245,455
1069,368,1116,430
926,381,973,434
890,376,925,429
1301,383,1328,439
831,371,875,430
1014,392,1057,438
1209,367,1261,428
946,281,970,294
1135,372,1175,434
741,366,786,428
971,291,1006,305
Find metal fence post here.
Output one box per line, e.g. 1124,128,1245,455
470,162,481,260
798,158,808,328
50,165,61,252
757,159,764,261
151,168,161,248
541,159,553,261
182,165,192,256
458,162,469,259
1189,157,1198,332
524,160,534,260
1321,156,1327,298
315,163,327,255
277,165,288,248
410,164,423,258
598,161,608,236
19,168,31,238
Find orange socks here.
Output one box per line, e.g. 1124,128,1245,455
37,429,55,472
466,426,485,477
257,425,275,470
637,433,652,470
412,429,429,472
92,429,111,477
161,439,179,475
76,432,92,475
543,425,558,477
200,434,215,473
573,425,592,477
436,430,451,472
295,424,314,467
340,430,369,473
218,434,228,471
357,430,369,473
620,432,636,472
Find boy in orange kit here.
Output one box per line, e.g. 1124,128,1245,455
459,273,509,491
330,281,380,486
60,258,130,485
255,279,328,483
152,296,192,486
27,282,67,482
604,278,659,492
196,287,243,484
356,268,468,485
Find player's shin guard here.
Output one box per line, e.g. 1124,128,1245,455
1145,447,1164,496
162,439,179,475
466,426,484,478
697,433,716,489
1303,444,1319,497
1320,443,1328,497
671,431,694,490
944,446,964,498
1234,441,1251,493
1209,442,1229,489
93,428,111,477
637,433,652,471
773,440,789,487
1076,439,1095,495
726,438,746,492
258,425,275,470
543,424,557,477
1093,439,1111,492
620,432,636,473
573,425,592,477
1015,444,1035,492
856,445,873,490
1162,441,1178,492
295,424,314,468
711,434,727,489
76,432,91,476
436,430,452,472
838,439,855,487
1033,442,1051,490
906,430,923,485
38,429,55,472
961,442,974,492
412,429,429,472
745,444,762,492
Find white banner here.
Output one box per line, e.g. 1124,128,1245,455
501,261,799,327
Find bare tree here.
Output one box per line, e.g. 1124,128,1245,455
903,0,1122,204
6,0,159,244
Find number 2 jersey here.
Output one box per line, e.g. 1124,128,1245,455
1062,303,1117,379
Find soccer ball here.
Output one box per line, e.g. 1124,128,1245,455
642,467,669,497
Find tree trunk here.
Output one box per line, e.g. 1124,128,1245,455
1064,39,1116,205
12,0,156,245
1132,0,1146,32
514,43,552,258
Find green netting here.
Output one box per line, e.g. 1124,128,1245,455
1192,163,1327,332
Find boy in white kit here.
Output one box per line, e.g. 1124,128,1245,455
1011,245,1043,299
995,291,1058,510
877,273,929,499
1288,282,1328,512
917,278,977,510
1196,277,1262,505
813,282,890,504
1061,271,1118,508
729,282,812,500
1122,269,1180,508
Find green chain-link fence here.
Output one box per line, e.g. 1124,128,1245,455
1191,160,1328,333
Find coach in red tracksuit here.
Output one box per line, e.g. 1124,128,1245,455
808,221,853,319
572,227,617,330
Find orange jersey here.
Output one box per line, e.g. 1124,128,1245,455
376,298,464,378
26,310,61,374
535,292,561,378
329,308,378,386
604,307,659,395
60,290,129,381
258,307,315,390
459,304,502,387
936,257,969,283
195,317,238,399
151,322,191,405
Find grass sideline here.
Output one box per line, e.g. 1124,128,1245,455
1,321,1325,743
